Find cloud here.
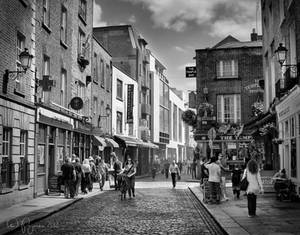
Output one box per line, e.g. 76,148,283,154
93,2,108,27
128,15,136,23
121,0,260,39
174,46,186,53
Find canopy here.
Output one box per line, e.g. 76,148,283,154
105,138,119,148
138,141,159,149
92,135,107,147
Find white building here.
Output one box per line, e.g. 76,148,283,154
111,66,139,163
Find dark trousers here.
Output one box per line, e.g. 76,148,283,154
247,193,257,216
114,172,121,190
64,179,75,198
171,173,177,188
209,181,220,203
128,177,135,197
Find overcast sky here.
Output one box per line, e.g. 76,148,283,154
93,0,261,92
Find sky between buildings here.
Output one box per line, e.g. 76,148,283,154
93,0,262,92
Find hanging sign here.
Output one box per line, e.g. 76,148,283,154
70,97,83,110
127,84,134,123
185,66,197,77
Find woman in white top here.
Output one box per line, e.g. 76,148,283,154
169,160,180,188
242,159,264,217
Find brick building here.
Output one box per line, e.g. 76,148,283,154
194,31,263,162
0,0,36,208
261,0,300,194
34,0,94,195
93,25,158,176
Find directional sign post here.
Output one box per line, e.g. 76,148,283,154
208,127,216,159
185,66,197,78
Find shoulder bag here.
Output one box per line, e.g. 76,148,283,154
240,170,249,191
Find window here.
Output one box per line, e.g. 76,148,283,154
216,60,238,78
78,28,85,56
100,59,104,87
106,64,110,92
116,79,123,100
285,120,289,138
2,128,12,188
78,0,87,22
299,114,300,135
179,109,182,142
93,53,98,82
93,97,98,115
173,104,178,141
217,94,241,123
42,0,50,28
159,80,169,107
19,130,29,185
160,106,169,135
116,112,123,134
291,117,295,137
60,69,67,106
16,32,26,92
42,55,50,100
60,6,67,44
291,138,297,178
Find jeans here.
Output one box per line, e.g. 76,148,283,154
64,179,75,198
209,181,220,203
247,193,257,216
128,176,135,197
171,173,177,188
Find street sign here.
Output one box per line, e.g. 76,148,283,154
185,66,197,78
208,127,216,140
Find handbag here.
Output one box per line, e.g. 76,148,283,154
240,170,249,191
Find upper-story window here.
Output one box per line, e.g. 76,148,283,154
41,55,50,101
79,0,87,23
100,59,104,88
217,94,241,123
78,28,85,57
43,0,50,28
16,32,26,92
216,60,238,78
106,64,110,92
93,53,98,82
60,69,67,107
60,6,67,45
116,79,123,100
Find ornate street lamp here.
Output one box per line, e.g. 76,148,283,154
275,43,288,66
2,48,33,94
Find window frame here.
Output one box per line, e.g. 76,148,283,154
116,111,123,134
42,0,50,29
15,32,26,93
116,79,123,100
60,5,67,45
216,60,238,79
60,69,67,107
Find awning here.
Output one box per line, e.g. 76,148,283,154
92,135,107,147
105,138,119,148
138,141,159,149
114,135,143,147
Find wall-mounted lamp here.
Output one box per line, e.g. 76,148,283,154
97,104,111,127
3,48,33,94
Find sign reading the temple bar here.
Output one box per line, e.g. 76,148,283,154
70,97,83,110
127,84,134,123
185,66,197,77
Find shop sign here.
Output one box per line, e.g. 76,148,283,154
127,84,134,123
185,66,197,77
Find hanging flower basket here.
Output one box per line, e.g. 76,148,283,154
251,101,264,117
181,110,197,127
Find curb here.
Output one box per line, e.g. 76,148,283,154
1,197,83,235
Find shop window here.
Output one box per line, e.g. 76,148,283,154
116,111,123,134
38,124,46,173
19,130,29,185
1,128,13,188
291,138,297,178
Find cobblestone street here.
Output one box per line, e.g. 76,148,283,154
11,177,225,235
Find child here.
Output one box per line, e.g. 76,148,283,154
231,164,242,199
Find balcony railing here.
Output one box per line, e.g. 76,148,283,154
276,66,299,98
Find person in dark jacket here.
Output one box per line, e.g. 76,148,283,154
61,157,75,198
231,164,242,199
112,152,122,190
73,157,83,196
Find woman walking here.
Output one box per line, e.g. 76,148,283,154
122,158,136,198
169,160,180,188
81,159,91,194
242,159,264,217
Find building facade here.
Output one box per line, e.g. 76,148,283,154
194,33,263,165
34,0,94,195
0,0,36,208
262,0,300,194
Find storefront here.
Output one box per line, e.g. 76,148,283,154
276,85,300,196
35,106,92,195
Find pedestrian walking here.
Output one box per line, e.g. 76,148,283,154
151,161,158,180
187,159,192,175
112,152,122,190
242,159,264,217
191,160,197,179
120,157,136,198
61,157,76,199
218,154,229,201
81,159,91,194
231,164,242,199
200,158,209,185
97,158,109,190
164,160,170,179
178,161,183,174
205,156,221,204
88,156,97,192
73,157,83,196
169,160,180,188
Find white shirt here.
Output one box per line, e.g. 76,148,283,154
242,169,263,194
205,162,221,183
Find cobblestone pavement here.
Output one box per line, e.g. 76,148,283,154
11,180,225,235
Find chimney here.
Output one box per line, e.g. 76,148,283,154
251,28,258,41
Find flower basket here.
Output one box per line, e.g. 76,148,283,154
181,110,197,127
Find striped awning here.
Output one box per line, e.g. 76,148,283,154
138,141,159,149
92,135,107,147
105,138,119,148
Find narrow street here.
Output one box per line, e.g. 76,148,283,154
11,175,226,235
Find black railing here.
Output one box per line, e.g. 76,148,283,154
1,158,13,188
276,65,300,98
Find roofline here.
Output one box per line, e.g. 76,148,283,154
92,35,112,57
195,45,262,52
112,65,137,82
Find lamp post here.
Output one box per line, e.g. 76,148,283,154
2,48,33,94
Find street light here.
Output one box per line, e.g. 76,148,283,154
2,48,33,94
275,43,288,66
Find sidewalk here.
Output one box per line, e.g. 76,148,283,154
0,182,111,234
189,185,300,235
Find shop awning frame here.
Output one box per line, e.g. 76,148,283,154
138,141,159,149
92,135,107,147
105,138,119,148
114,135,143,147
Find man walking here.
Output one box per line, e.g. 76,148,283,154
112,152,122,190
61,157,76,199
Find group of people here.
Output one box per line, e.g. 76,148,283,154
60,154,109,199
201,153,264,218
